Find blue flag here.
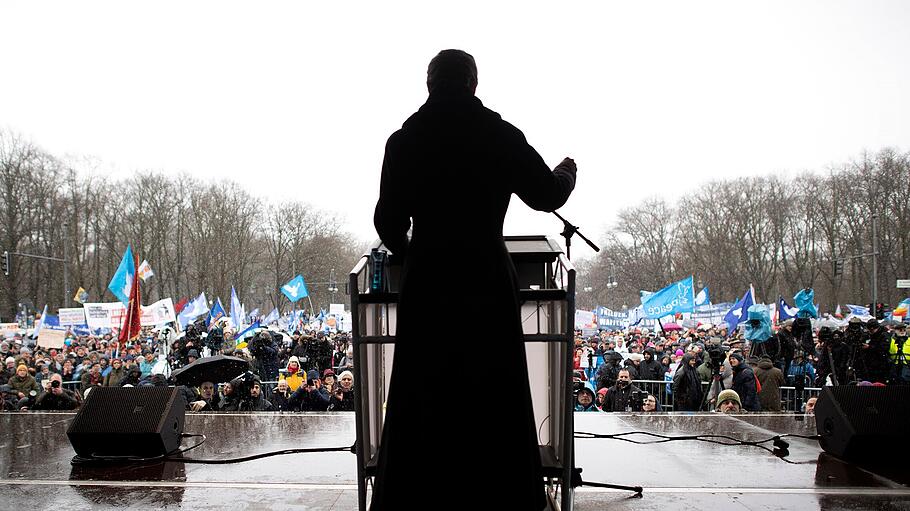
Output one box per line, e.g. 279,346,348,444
695,286,710,306
778,296,799,322
641,276,695,319
247,308,260,321
281,275,309,302
794,288,818,318
208,298,226,327
724,286,755,331
32,304,48,337
234,321,261,349
107,245,136,305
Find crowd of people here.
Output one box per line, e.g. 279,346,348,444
0,317,357,413
573,316,908,413
3,313,907,417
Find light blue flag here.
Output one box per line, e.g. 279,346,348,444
640,276,695,319
107,245,135,305
263,308,280,325
247,308,260,321
230,286,245,330
724,286,755,331
31,304,48,337
177,293,209,328
794,288,818,318
281,275,309,302
846,304,870,316
779,296,799,322
695,287,710,306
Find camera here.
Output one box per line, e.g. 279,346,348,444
51,380,60,388
706,341,728,369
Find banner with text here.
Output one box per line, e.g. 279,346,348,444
58,308,88,326
83,298,177,329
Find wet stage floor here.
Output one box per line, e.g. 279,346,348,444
1,412,907,510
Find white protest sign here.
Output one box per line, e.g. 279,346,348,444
58,307,87,326
38,328,67,349
1,323,21,337
329,303,345,315
84,298,177,329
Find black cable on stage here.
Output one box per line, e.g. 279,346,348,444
71,433,354,465
575,431,821,465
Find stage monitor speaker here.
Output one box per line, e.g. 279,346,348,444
67,386,186,459
815,385,909,463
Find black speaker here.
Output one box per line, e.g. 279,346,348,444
815,385,909,463
67,386,186,459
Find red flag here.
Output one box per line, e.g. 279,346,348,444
118,251,142,342
174,296,189,314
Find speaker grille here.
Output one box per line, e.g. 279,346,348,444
821,386,908,436
70,387,178,434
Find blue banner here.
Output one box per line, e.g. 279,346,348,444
640,276,695,319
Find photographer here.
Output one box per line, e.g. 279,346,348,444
594,351,624,391
32,373,79,411
249,331,279,381
329,370,355,411
864,319,891,384
601,369,643,412
888,323,910,385
289,370,331,411
815,327,850,386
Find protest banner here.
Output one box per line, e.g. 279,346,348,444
58,308,87,326
83,298,177,329
1,323,21,337
38,327,67,349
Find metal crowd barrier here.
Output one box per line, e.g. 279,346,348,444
614,379,821,412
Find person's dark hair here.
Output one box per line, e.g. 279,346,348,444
427,49,477,95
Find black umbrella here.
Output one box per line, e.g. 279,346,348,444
170,355,251,387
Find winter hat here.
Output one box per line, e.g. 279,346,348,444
187,349,199,358
729,353,745,365
715,389,741,410
16,364,27,373
597,388,608,397
322,368,335,378
5,357,15,365
339,370,354,381
306,369,320,381
627,353,644,362
674,349,684,357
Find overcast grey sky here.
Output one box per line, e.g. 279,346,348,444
2,1,908,261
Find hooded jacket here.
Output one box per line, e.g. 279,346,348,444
753,357,785,411
672,354,704,411
638,349,664,381
730,358,761,411
574,383,598,412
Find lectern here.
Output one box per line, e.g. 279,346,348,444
349,235,576,510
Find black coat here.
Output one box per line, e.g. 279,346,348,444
731,364,761,411
601,382,643,412
672,355,704,411
371,90,575,510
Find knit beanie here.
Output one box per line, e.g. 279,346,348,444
715,389,742,410
17,364,28,373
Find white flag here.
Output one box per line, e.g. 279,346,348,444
138,260,155,281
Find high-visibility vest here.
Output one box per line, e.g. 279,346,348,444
889,336,910,365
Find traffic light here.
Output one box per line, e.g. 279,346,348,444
875,303,888,320
1,250,9,276
833,260,844,276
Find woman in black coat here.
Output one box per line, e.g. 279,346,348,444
672,353,704,411
371,49,576,511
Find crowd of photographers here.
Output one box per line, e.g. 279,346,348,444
574,316,909,413
0,319,357,413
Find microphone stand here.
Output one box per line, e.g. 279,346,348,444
553,211,600,260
